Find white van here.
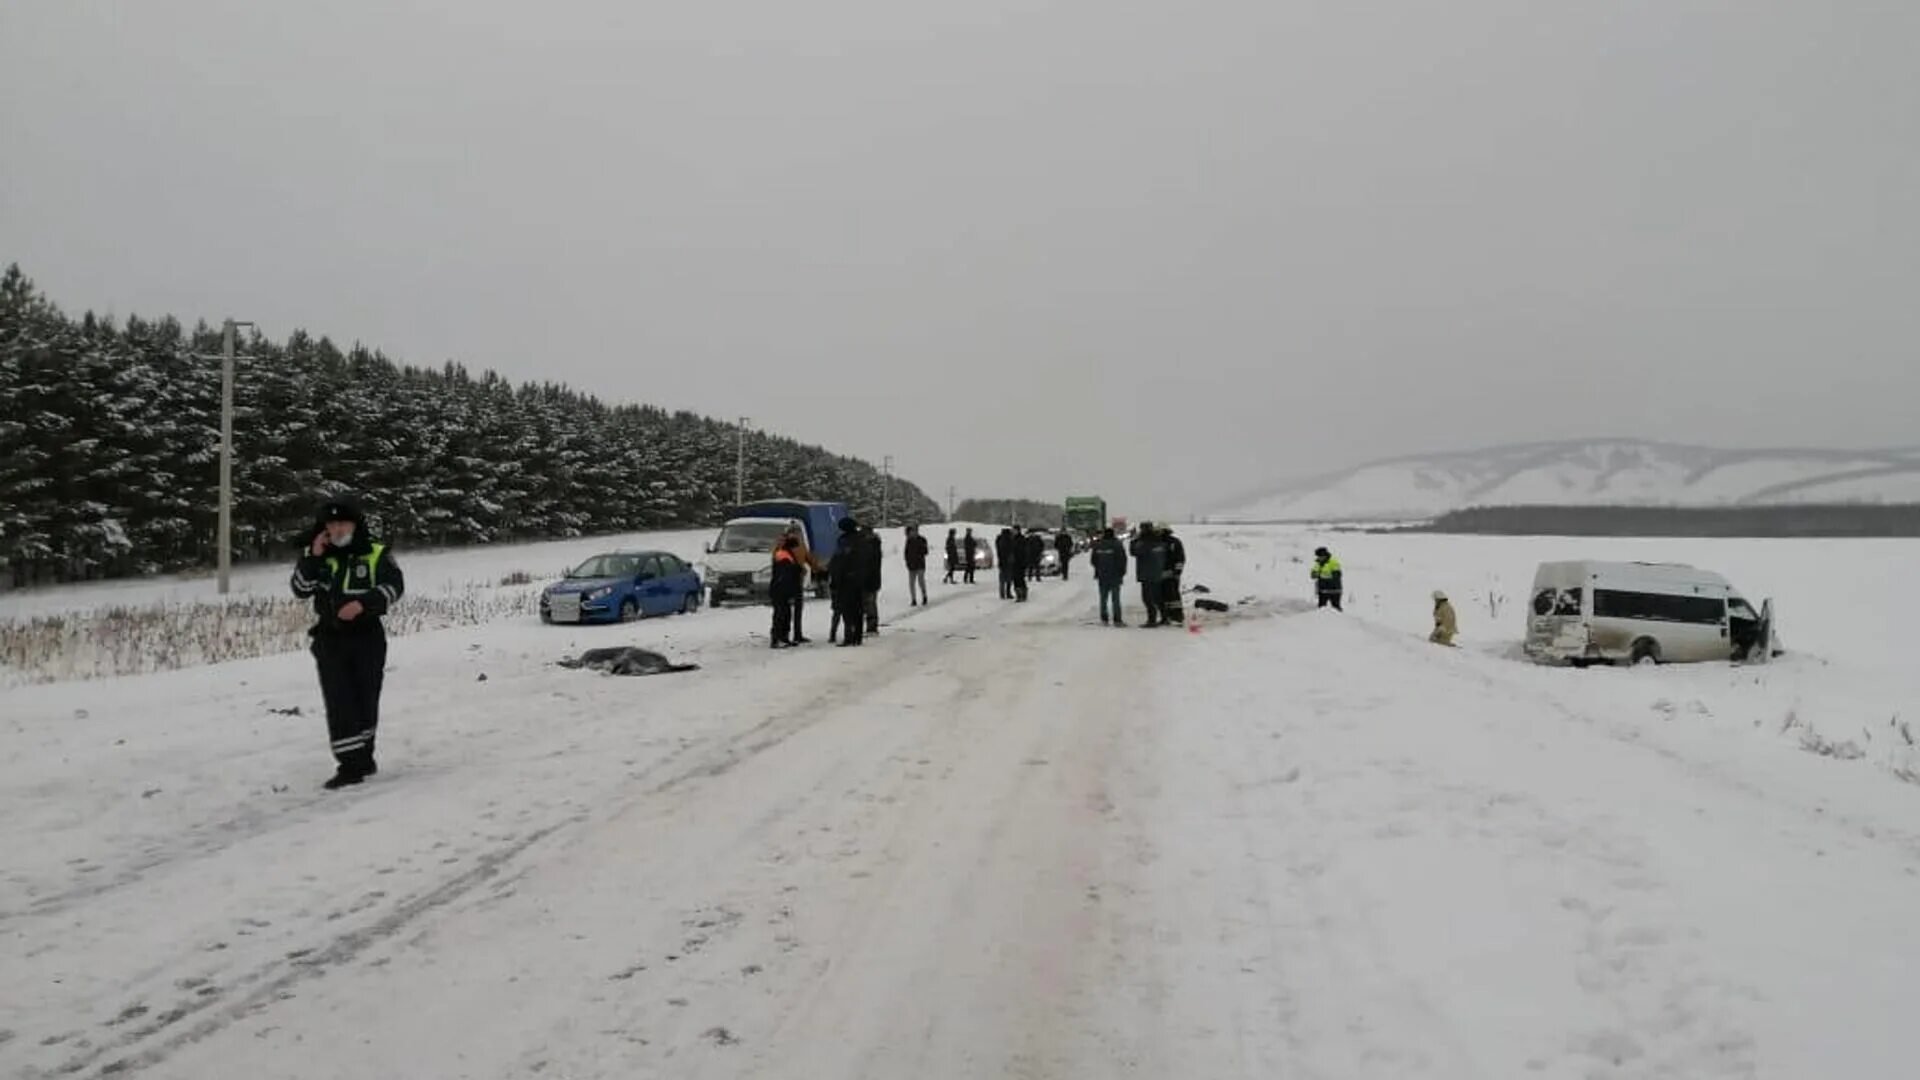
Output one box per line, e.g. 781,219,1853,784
1523,561,1774,666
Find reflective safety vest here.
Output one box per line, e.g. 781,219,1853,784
1312,556,1342,587
325,543,388,599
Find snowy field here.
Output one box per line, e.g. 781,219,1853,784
3,524,1918,1078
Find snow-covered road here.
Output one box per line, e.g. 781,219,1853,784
5,528,1919,1078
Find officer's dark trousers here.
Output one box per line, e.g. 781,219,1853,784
790,595,806,640
834,593,864,644
1318,591,1344,611
312,631,386,773
1140,582,1163,625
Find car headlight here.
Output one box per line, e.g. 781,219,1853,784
587,586,613,601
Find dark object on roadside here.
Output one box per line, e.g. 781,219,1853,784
1194,598,1230,613
270,705,303,716
558,647,701,675
1190,584,1212,594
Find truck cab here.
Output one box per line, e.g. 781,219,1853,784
703,499,848,606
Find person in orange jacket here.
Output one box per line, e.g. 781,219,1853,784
770,535,804,648
783,524,825,644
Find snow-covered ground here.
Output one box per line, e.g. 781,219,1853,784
3,525,1918,1078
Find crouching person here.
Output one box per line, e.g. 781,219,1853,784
1430,590,1458,646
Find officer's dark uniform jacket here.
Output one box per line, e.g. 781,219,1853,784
293,532,405,633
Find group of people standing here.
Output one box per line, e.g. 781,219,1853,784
767,517,887,648
1083,522,1187,628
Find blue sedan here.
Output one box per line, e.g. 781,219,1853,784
540,550,704,624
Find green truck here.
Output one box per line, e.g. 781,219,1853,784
1062,496,1108,537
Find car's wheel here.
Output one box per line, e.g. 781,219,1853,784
679,591,696,615
709,589,723,608
619,598,639,622
1629,638,1661,666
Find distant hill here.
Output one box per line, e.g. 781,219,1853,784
1215,439,1920,522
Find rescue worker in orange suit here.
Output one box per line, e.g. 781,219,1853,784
783,524,822,644
770,534,804,647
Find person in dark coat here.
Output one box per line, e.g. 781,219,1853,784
1054,530,1076,581
1158,525,1187,627
1008,526,1030,601
861,524,884,633
828,519,867,646
769,535,804,647
1090,526,1129,626
905,526,930,606
943,528,960,585
291,499,406,789
1130,522,1167,627
962,529,978,584
1026,531,1045,581
994,528,1015,599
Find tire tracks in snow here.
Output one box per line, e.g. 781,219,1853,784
33,587,1021,1079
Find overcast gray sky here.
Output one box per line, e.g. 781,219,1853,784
4,1,1916,517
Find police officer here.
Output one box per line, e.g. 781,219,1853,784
1159,524,1187,627
1311,546,1344,610
1131,522,1166,627
291,500,405,789
828,518,868,646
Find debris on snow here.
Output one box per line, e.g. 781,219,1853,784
557,647,699,676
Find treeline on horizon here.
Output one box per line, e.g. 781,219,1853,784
0,264,941,588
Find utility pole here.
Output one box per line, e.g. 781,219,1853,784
734,417,750,507
217,318,254,595
881,455,894,528
947,485,956,521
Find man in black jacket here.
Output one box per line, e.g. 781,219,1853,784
862,523,884,634
905,526,931,606
291,500,405,789
828,519,867,646
1026,531,1045,581
1009,526,1030,601
943,528,960,585
994,528,1014,599
962,529,978,585
1130,523,1166,627
1090,527,1128,626
1054,530,1076,581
